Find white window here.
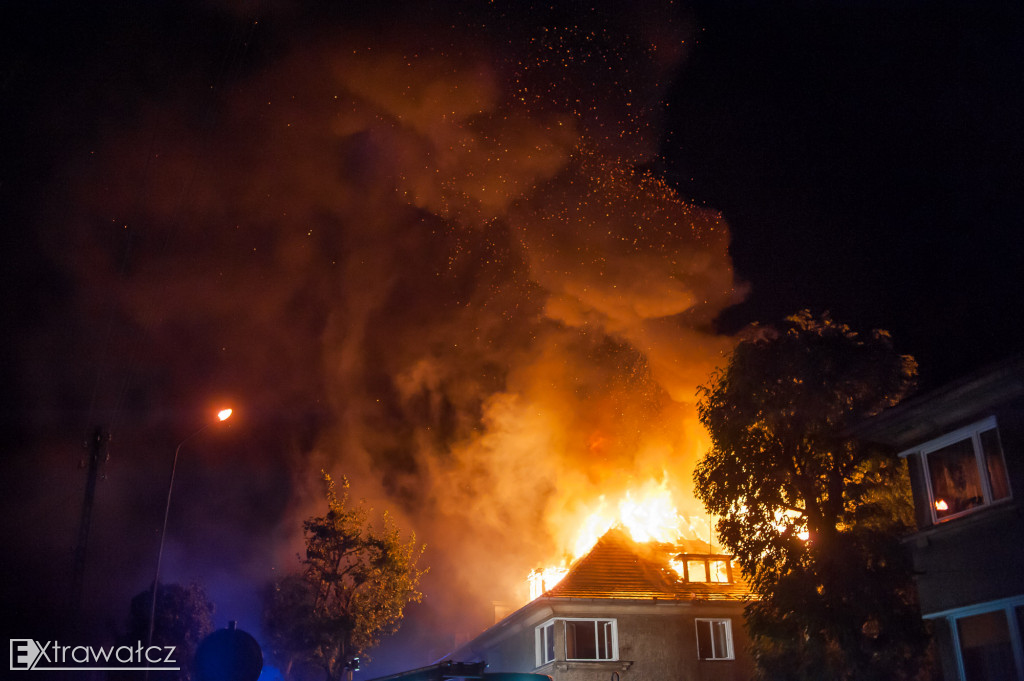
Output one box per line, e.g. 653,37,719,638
905,417,1011,523
936,596,1024,681
696,618,734,660
565,619,616,661
536,620,555,666
535,618,617,666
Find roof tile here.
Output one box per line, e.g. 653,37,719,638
544,528,753,601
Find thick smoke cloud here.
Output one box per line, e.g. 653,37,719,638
6,0,743,668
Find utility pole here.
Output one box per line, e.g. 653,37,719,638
71,427,108,615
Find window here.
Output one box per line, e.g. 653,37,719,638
709,560,730,583
696,618,734,660
566,619,615,661
536,621,555,666
675,557,732,583
942,596,1024,681
687,560,708,582
906,417,1012,523
957,611,1014,680
535,618,617,665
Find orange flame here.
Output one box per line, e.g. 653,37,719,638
529,476,713,599
569,478,689,559
528,566,570,600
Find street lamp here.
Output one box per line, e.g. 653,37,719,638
146,407,233,653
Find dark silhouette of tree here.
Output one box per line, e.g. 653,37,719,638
261,574,320,680
694,311,931,681
263,473,426,681
115,581,215,681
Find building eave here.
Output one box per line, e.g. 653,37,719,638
850,354,1024,448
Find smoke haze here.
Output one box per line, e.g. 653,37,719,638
3,0,743,671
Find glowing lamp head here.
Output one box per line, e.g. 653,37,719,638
935,499,949,512
217,408,233,422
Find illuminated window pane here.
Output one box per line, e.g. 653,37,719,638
980,429,1010,501
687,560,707,582
928,437,984,518
709,560,729,583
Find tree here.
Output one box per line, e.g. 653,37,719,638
115,582,215,681
261,574,320,680
263,473,426,681
693,311,930,681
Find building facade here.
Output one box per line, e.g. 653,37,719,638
447,530,755,681
856,356,1024,681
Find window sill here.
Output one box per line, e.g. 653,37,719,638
552,660,633,672
905,500,1019,545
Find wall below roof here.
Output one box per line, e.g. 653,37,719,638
475,599,754,681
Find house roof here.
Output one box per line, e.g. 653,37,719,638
542,528,753,602
447,529,754,662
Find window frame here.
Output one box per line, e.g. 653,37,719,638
695,617,735,661
678,556,734,583
536,620,556,667
534,617,618,666
708,559,731,583
929,595,1024,681
903,416,1012,524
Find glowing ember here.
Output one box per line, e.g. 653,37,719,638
775,508,810,542
935,499,949,512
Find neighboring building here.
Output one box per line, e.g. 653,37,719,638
444,529,755,681
856,356,1024,681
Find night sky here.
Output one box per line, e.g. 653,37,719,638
2,1,1022,677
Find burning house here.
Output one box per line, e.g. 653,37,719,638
856,356,1024,681
436,528,755,681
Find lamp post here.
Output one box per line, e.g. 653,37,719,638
146,408,233,654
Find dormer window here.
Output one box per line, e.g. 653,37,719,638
709,560,730,583
673,556,733,583
903,416,1011,523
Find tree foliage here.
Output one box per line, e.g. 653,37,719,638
116,582,215,681
261,574,319,680
263,473,426,681
694,311,930,681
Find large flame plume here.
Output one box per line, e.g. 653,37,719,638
529,476,715,599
